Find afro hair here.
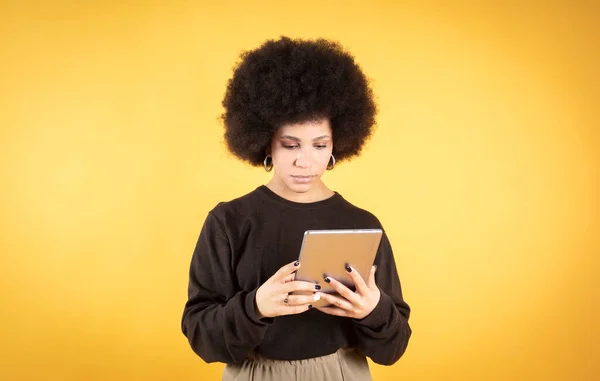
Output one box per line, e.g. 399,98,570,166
221,36,377,167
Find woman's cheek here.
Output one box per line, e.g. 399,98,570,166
312,151,327,163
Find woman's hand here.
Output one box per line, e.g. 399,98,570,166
255,261,322,319
316,265,380,320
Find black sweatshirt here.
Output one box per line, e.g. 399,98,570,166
181,186,411,365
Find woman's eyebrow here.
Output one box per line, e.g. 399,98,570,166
279,135,331,142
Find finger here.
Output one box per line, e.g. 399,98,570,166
344,264,368,294
282,280,322,294
316,306,350,317
284,293,321,306
278,304,313,316
316,292,354,311
272,260,301,282
283,271,297,283
323,276,359,304
366,265,377,288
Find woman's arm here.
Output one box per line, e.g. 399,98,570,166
352,232,412,365
181,212,271,364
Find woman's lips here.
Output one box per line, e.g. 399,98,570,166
291,175,315,183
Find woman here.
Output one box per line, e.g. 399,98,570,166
181,36,411,381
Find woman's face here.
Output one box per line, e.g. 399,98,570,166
269,118,333,195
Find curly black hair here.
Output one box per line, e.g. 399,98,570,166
221,36,377,167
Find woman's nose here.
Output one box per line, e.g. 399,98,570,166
294,152,312,168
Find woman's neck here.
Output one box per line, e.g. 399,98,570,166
265,178,335,203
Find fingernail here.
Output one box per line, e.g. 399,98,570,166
294,261,300,267
345,264,352,272
324,277,331,283
308,304,313,309
315,284,321,290
374,265,377,270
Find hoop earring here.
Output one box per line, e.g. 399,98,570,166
263,155,273,172
327,154,336,170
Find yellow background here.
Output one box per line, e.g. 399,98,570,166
1,1,598,380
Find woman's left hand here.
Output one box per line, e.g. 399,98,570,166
316,265,380,320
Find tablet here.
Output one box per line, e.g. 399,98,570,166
291,229,383,308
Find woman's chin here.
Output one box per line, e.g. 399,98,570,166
286,182,312,193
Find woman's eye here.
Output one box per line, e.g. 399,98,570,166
315,145,328,149
283,144,298,149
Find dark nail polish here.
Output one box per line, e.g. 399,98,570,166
345,264,352,272
294,261,300,267
324,277,331,283
308,304,313,309
315,284,321,290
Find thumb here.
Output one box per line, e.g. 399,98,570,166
367,265,377,288
273,260,301,283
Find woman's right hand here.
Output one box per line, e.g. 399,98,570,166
255,261,321,318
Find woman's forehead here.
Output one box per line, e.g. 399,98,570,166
276,119,332,139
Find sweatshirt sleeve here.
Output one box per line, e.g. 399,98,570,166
181,212,272,364
352,231,412,365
